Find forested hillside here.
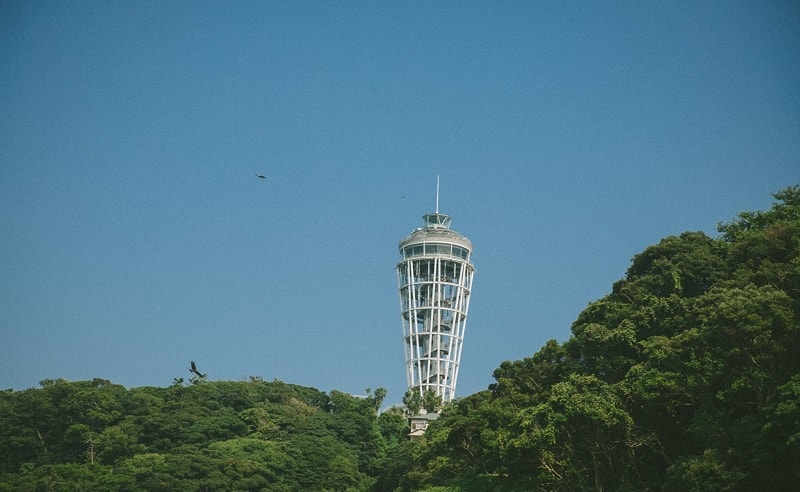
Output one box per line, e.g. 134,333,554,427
2,186,799,491
0,379,404,491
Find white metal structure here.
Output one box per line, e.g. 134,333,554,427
397,208,474,404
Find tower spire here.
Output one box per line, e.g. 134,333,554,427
435,175,440,213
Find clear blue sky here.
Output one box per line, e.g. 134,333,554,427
1,1,798,405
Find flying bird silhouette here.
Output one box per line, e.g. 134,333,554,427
189,360,207,378
255,173,266,179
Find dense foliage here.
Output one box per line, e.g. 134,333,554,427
2,186,798,491
374,185,800,491
0,378,404,491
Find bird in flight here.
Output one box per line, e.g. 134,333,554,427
189,360,207,378
255,173,266,179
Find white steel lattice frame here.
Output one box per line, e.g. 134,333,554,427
397,218,474,403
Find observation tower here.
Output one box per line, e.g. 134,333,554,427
396,185,474,404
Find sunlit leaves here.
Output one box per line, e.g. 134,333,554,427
0,379,395,491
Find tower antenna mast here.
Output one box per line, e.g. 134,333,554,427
435,175,440,213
